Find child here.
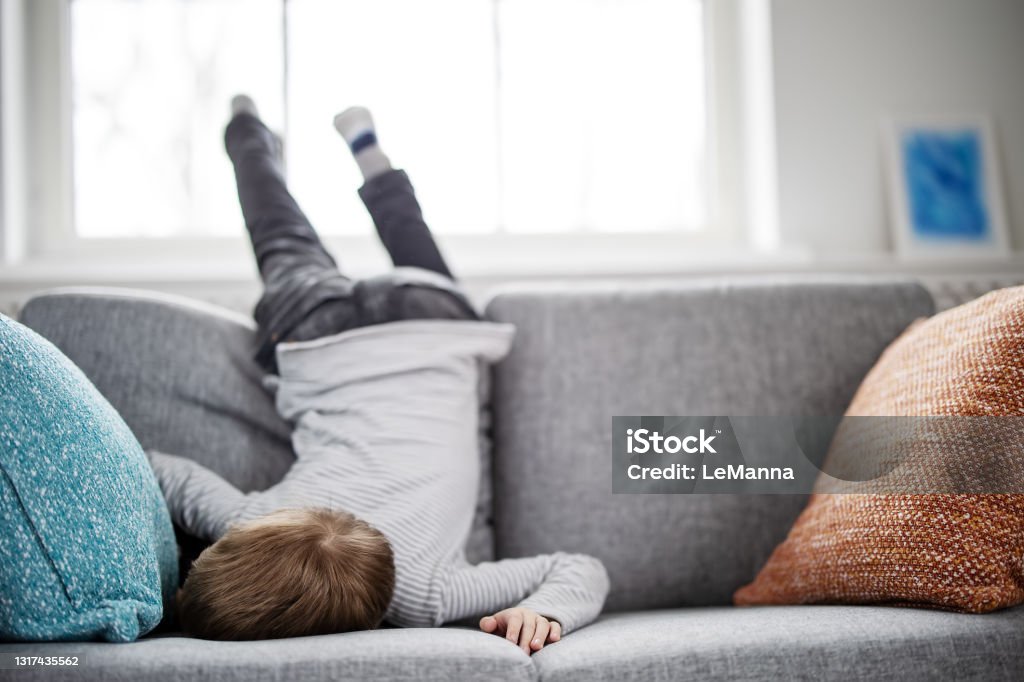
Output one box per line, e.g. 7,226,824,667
147,97,609,651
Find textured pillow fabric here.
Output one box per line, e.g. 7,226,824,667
0,314,178,642
735,286,1024,612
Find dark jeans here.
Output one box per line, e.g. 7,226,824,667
224,114,477,372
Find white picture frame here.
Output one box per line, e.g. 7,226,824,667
883,115,1010,259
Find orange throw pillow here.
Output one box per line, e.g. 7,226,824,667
734,286,1024,612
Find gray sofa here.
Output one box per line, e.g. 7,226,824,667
4,278,1024,681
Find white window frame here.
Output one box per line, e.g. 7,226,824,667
4,0,778,280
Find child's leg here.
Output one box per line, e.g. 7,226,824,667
224,103,355,369
334,108,456,280
225,109,337,287
359,170,456,279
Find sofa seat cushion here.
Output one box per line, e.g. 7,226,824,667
0,627,536,682
532,606,1024,681
6,608,1020,681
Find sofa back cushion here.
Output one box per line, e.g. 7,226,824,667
485,279,934,611
19,289,295,494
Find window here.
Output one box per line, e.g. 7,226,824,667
9,0,772,275
69,0,708,239
71,0,285,238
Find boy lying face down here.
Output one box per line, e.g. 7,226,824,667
148,98,609,651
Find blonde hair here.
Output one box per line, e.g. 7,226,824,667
177,508,394,640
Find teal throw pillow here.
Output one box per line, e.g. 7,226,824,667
0,314,177,642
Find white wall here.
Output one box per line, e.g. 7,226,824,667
771,0,1024,255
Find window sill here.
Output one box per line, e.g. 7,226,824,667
10,231,746,282
3,241,1022,286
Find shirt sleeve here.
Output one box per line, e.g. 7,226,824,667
439,553,610,634
147,451,251,541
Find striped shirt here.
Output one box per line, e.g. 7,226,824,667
149,320,609,633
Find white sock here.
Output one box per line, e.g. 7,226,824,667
333,106,392,181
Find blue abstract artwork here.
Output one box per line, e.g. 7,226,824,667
902,129,990,242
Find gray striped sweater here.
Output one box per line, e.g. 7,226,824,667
149,320,609,634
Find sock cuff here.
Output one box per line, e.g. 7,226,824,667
350,131,378,154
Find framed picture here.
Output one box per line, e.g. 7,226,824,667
883,115,1010,258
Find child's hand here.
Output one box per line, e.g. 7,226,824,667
479,607,561,654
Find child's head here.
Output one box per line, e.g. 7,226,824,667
177,508,395,640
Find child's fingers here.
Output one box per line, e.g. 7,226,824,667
518,616,537,654
548,621,562,642
505,613,523,646
531,618,550,651
479,615,498,633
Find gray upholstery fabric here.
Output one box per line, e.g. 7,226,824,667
4,607,1019,681
485,279,935,611
531,607,1024,681
0,627,535,682
19,288,294,494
